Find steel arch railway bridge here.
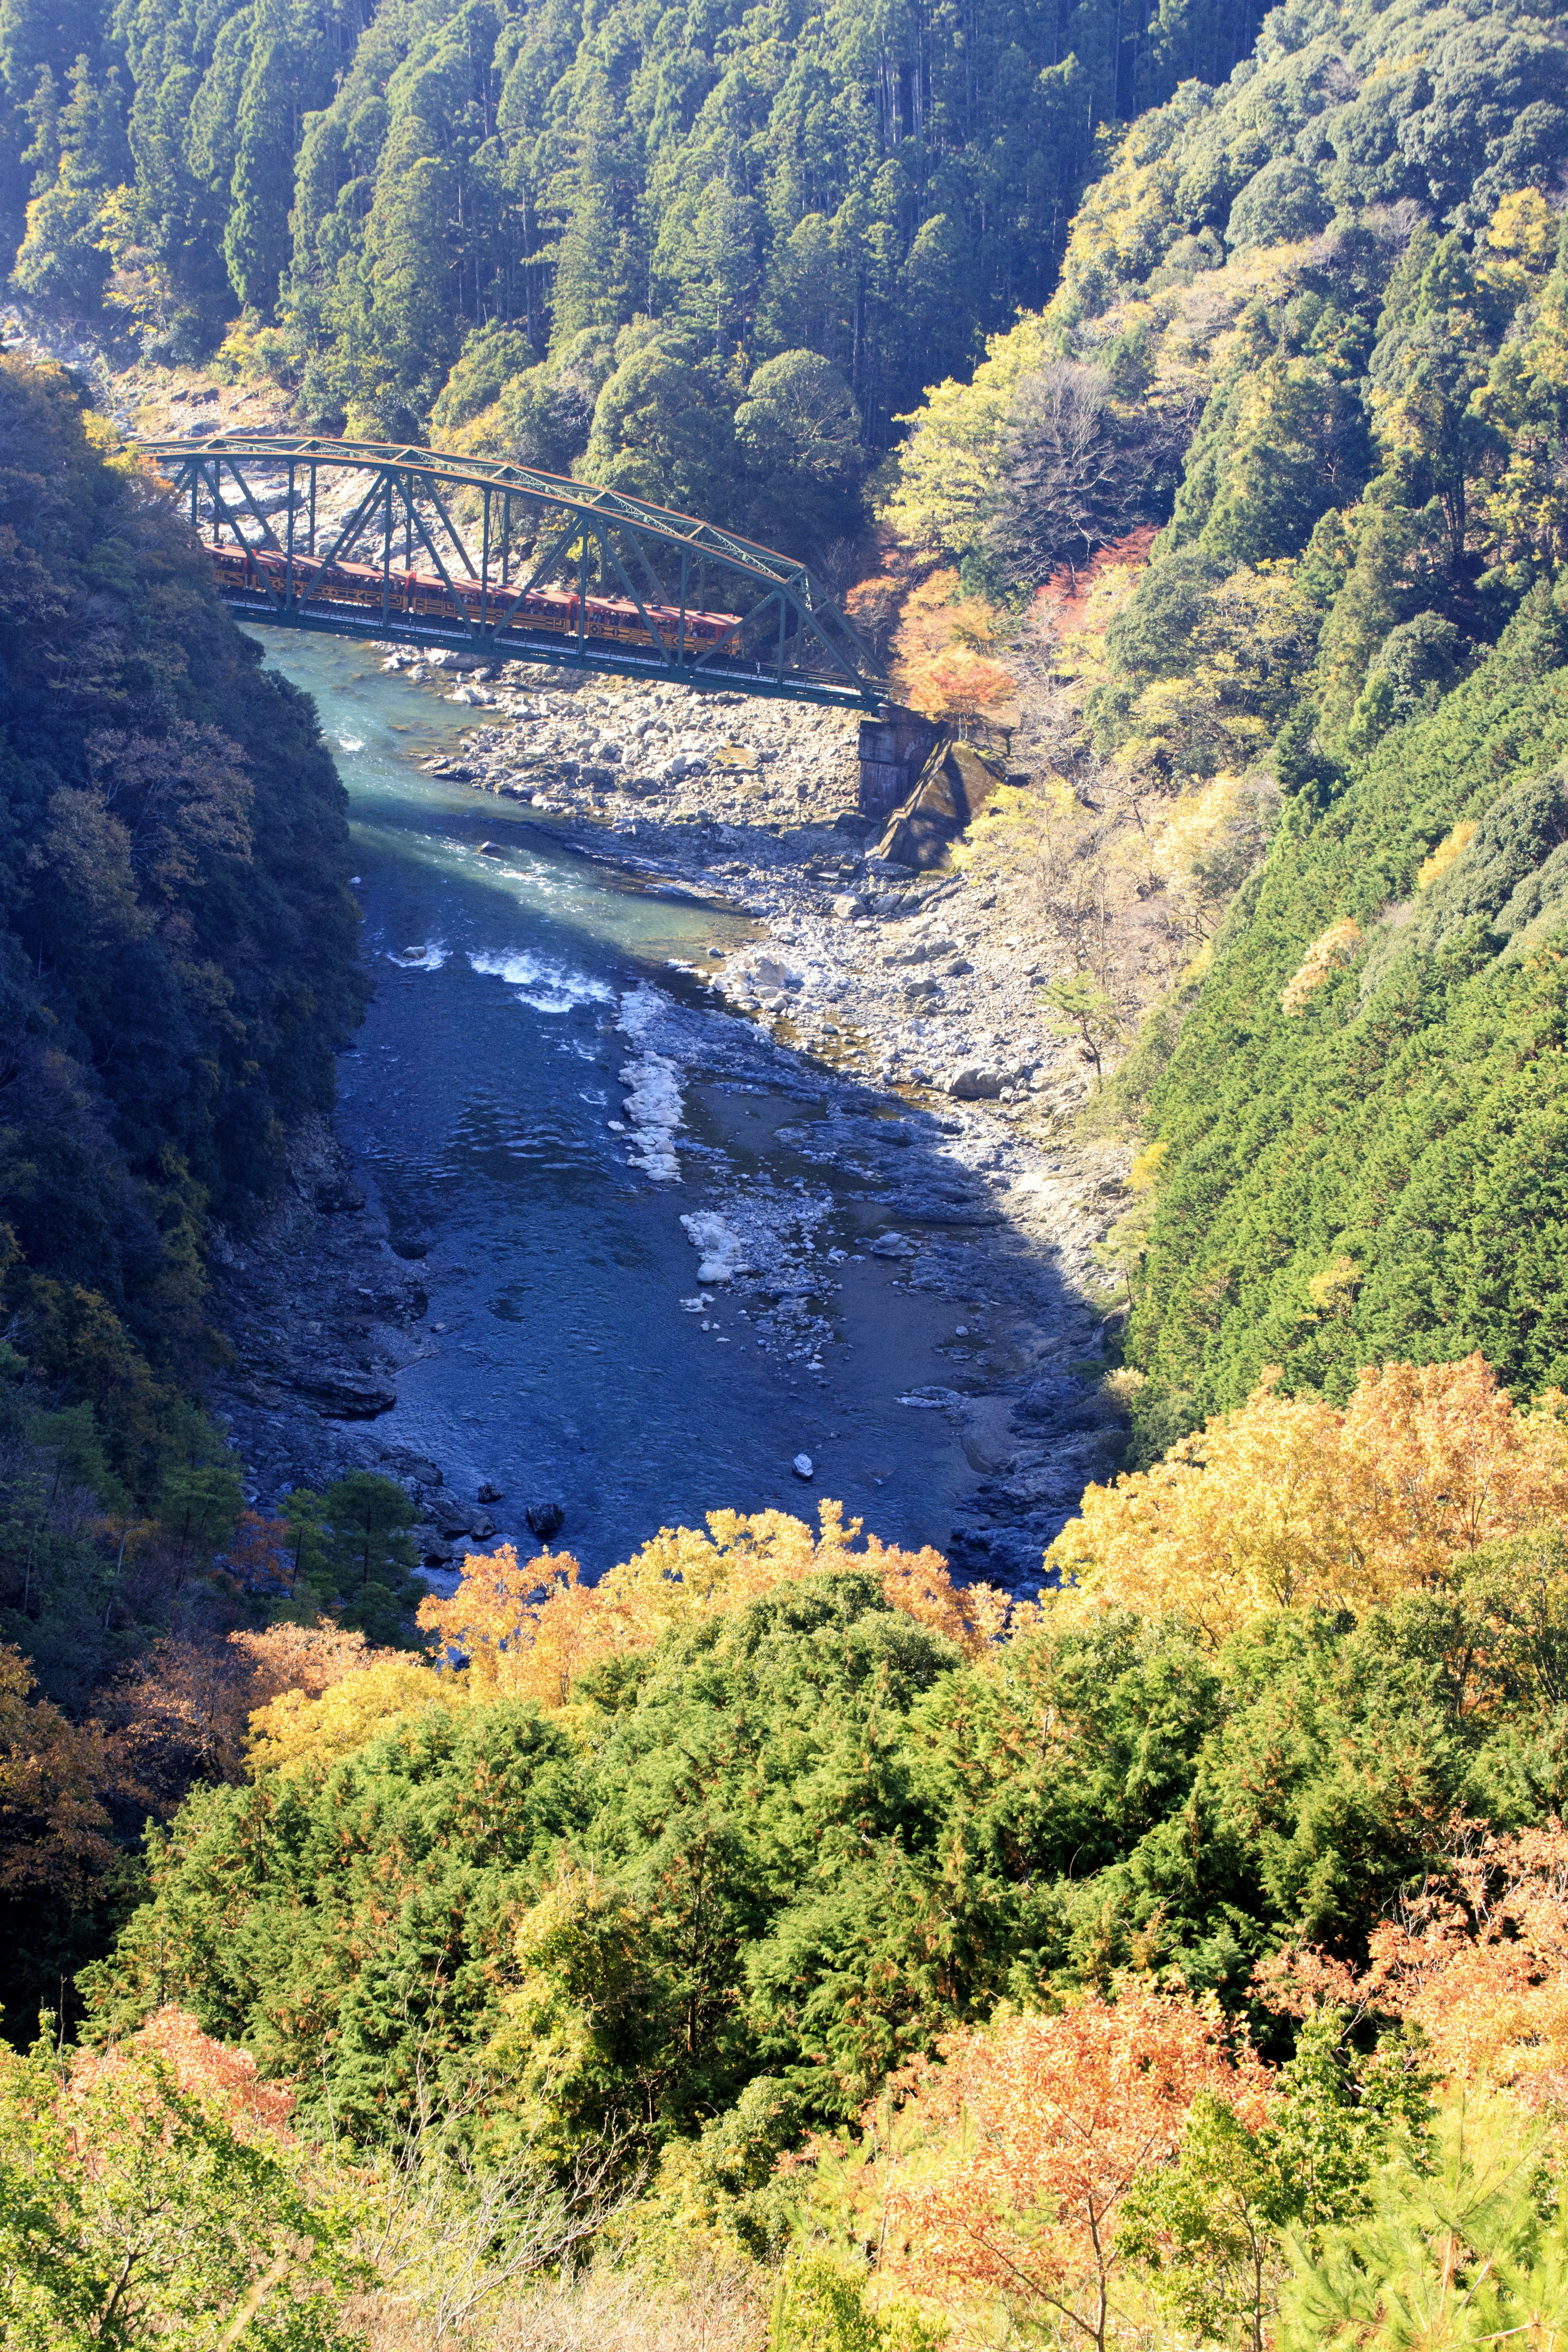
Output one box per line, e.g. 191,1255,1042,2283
134,433,887,711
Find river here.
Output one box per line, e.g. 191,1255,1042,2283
251,631,1029,1581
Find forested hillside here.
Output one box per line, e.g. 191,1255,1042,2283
4,0,1266,550
0,352,362,1494
19,1377,1568,2346
871,0,1568,1454
0,354,373,2018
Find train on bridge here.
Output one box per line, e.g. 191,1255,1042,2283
209,541,744,658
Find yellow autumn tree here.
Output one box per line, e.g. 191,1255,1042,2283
415,1503,1007,1713
1043,1355,1568,1644
1280,918,1362,1013
1416,822,1478,891
415,1545,605,1707
245,1653,454,1776
879,314,1056,557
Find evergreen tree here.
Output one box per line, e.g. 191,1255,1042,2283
0,0,107,246
548,170,632,356
12,48,127,305
584,341,736,516
222,29,294,313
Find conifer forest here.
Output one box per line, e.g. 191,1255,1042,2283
18,0,1568,2341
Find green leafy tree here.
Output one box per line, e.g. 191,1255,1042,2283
0,0,107,247
1120,2090,1294,2352
157,1454,243,1580
771,2254,884,2352
1124,579,1568,1416
0,2021,365,2348
1368,231,1499,577
79,1699,592,2138
430,320,539,437
12,51,129,306
657,175,766,367
734,347,864,553
1172,320,1374,577
584,343,736,517
280,1485,330,1604
1121,2011,1435,2351
548,167,634,355
356,140,458,432
1038,975,1126,1088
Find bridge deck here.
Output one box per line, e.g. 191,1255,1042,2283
135,433,887,713
215,595,876,708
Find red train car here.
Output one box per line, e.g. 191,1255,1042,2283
208,541,742,657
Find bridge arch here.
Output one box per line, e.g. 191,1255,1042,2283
134,433,886,711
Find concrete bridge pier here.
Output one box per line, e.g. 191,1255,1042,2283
857,705,942,822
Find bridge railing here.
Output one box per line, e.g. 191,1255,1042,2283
133,433,887,711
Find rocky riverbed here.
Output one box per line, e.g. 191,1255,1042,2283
397,649,1092,1109
311,645,1141,1591
198,641,1140,1597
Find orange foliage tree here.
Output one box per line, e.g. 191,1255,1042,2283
417,1502,1008,1710
1044,1355,1568,1644
900,644,1019,726
109,1619,398,1800
67,2003,298,2141
0,1642,132,1902
1260,1819,1568,2111
870,1992,1272,2352
220,1508,293,1593
891,568,1017,726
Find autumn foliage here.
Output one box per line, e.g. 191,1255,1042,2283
414,1501,1008,1711
867,1993,1271,2352
0,2003,361,2346
889,569,1018,725
0,1642,132,1901
105,1619,404,1798
67,2004,298,2142
1033,524,1157,630
1279,917,1364,1013
1045,1355,1568,1643
1262,1820,1568,2112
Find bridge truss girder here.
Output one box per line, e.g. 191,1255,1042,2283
134,433,887,711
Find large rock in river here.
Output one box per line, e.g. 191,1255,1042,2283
294,1365,396,1417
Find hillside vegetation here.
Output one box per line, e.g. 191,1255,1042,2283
0,355,379,2026
1,0,1271,561
17,1359,1568,2345
873,0,1568,1458
13,0,1568,2341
